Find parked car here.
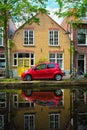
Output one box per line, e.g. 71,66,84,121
21,62,64,81
22,89,63,107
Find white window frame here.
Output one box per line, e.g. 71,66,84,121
23,30,34,46
0,27,3,46
24,114,35,130
13,52,35,67
77,29,87,46
0,53,6,69
49,53,64,70
49,30,59,46
49,113,60,129
13,94,18,108
78,112,87,130
0,92,6,108
0,115,4,130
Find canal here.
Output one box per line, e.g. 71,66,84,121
0,81,87,130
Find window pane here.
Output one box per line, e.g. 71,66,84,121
49,30,58,46
49,53,63,69
24,115,35,130
24,30,34,45
50,113,59,129
0,27,3,46
0,54,5,68
78,29,86,45
49,53,55,58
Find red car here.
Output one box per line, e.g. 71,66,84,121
21,62,64,81
22,89,63,107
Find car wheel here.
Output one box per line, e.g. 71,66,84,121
54,74,62,81
25,75,32,81
23,89,32,96
54,89,63,96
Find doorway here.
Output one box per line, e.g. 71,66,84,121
77,55,85,74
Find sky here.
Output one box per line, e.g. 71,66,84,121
15,0,63,28
46,0,63,24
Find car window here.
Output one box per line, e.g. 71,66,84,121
36,64,46,70
47,63,55,68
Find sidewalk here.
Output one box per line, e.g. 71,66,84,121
63,74,70,80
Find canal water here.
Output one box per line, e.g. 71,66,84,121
0,87,87,130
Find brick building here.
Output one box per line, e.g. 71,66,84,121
10,12,70,77
61,11,87,75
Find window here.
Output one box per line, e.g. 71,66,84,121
78,112,87,130
49,53,63,69
13,94,18,108
13,94,34,108
0,115,4,130
0,27,3,46
36,64,46,70
13,53,34,67
19,102,34,108
77,29,87,45
24,30,34,45
47,63,55,68
24,114,35,130
0,92,6,108
49,30,59,46
77,89,87,104
49,113,60,129
0,53,6,68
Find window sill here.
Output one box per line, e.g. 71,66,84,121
0,46,4,48
23,44,35,47
49,45,60,47
78,44,87,47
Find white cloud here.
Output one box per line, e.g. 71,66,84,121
46,0,63,25
47,7,63,25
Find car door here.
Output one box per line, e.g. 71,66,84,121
32,63,47,79
45,63,56,78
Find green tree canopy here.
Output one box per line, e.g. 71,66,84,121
55,0,87,24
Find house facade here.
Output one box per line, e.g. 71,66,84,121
0,19,16,76
11,12,70,77
73,21,87,74
61,12,87,75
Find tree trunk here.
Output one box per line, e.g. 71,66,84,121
4,0,9,78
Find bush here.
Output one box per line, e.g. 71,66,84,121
84,72,87,77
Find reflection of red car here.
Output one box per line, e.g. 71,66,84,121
21,62,64,81
22,89,63,107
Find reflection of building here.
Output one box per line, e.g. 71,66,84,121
70,89,87,130
0,89,70,130
11,12,70,77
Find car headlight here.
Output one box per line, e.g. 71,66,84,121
25,70,28,73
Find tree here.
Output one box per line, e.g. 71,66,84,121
0,0,48,78
55,0,87,24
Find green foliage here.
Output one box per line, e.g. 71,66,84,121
36,58,48,65
0,0,48,24
0,0,48,78
55,0,87,24
84,72,87,77
0,78,19,82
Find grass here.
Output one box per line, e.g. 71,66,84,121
0,78,20,82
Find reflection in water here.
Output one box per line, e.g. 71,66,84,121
0,88,87,130
22,89,63,107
